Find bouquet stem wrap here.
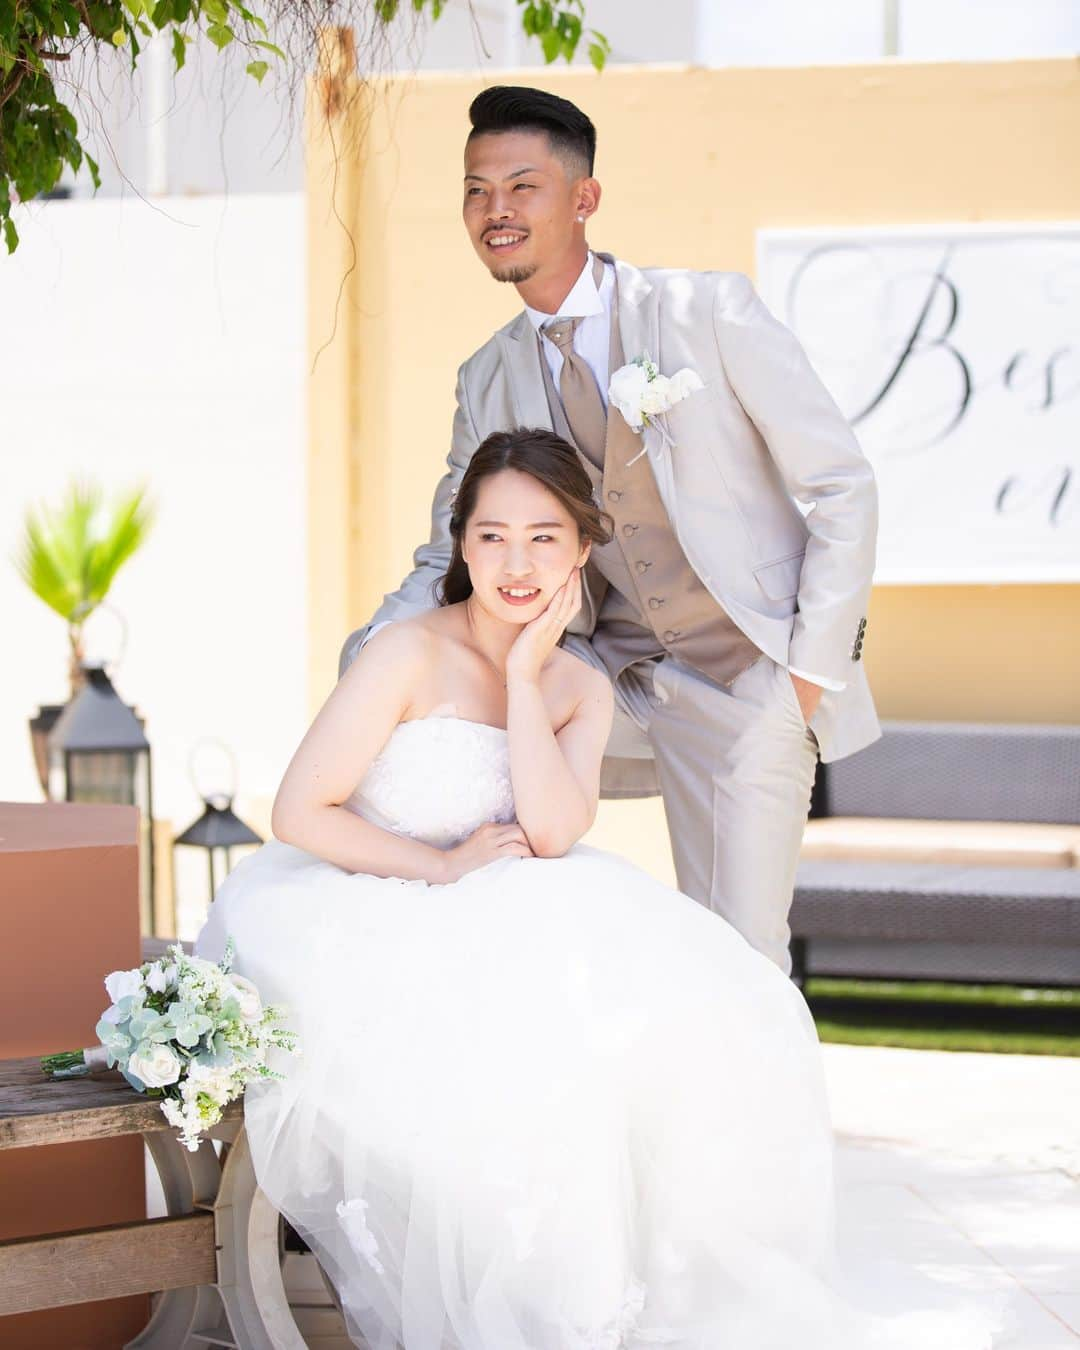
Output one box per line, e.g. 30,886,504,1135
40,1045,112,1079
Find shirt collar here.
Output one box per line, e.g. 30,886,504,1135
524,251,608,334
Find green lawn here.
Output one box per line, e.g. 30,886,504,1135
804,978,1080,1056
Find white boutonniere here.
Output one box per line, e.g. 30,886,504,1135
608,353,705,464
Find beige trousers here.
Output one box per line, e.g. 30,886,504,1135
577,649,819,976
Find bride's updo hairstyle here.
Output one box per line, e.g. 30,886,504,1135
438,427,614,606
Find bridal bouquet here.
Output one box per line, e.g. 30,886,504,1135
40,938,299,1151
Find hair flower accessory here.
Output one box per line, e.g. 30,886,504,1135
608,353,705,464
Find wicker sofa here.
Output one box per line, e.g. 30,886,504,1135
790,722,1080,987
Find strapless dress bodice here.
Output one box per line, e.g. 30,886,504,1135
343,716,516,851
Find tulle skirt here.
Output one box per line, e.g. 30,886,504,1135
195,839,1007,1349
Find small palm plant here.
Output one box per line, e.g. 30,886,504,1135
15,481,156,694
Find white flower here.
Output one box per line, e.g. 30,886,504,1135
187,1059,236,1105
608,353,705,434
129,1042,182,1088
639,375,673,417
607,361,651,429
667,366,704,402
227,973,263,1023
337,1198,385,1275
104,967,144,1003
145,962,169,994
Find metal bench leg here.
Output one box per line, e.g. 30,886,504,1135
127,1131,234,1349
790,936,808,991
128,1121,351,1349
214,1125,308,1350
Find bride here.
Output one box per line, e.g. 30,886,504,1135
196,428,1004,1349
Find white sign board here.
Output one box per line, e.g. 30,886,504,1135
756,223,1080,583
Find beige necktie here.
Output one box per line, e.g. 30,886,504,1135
541,313,607,468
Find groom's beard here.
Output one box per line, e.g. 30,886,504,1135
490,262,538,284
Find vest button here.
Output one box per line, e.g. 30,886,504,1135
648,597,664,609
663,630,681,642
622,523,639,536
635,560,651,573
607,490,622,502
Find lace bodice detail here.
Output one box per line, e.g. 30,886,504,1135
344,716,516,850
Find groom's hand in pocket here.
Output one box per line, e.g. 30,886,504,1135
789,672,824,726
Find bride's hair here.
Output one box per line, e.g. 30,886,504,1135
438,428,614,608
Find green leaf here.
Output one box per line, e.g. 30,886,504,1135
15,482,155,626
251,38,283,58
111,25,127,43
86,152,101,190
171,25,186,68
201,0,227,22
3,216,17,255
205,20,232,47
540,25,561,62
245,58,267,83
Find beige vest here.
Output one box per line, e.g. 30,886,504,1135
537,254,761,688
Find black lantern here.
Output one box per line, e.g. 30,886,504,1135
175,794,262,902
47,663,156,923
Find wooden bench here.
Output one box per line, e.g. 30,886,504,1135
0,1056,348,1348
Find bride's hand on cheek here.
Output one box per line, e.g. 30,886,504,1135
505,566,582,686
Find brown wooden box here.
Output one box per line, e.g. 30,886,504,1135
0,802,149,1349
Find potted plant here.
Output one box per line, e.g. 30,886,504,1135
15,480,155,793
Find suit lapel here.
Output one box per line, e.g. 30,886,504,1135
495,313,554,432
599,253,676,512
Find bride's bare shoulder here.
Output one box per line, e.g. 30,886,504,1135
344,615,441,677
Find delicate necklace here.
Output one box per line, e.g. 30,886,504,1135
465,597,508,689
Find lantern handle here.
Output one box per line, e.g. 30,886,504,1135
188,738,240,805
77,600,129,675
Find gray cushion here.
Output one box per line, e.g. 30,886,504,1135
824,722,1080,825
792,860,1080,948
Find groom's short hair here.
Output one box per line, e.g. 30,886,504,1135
467,86,596,178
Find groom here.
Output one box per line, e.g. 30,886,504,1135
340,85,880,976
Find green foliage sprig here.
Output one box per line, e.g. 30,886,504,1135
0,0,609,254
14,478,155,690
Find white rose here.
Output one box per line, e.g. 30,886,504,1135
129,1042,182,1088
639,375,673,417
104,967,144,1003
667,367,704,404
145,962,169,994
608,362,650,429
187,1059,236,1105
226,974,263,1023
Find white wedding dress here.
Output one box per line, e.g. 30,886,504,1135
195,714,1007,1350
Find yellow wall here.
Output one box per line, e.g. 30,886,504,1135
306,58,1079,881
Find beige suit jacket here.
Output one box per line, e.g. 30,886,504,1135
341,254,881,768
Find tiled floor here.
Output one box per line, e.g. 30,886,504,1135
145,1042,1080,1346
823,1043,1080,1346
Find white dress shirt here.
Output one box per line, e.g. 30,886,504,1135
523,253,843,693
524,251,613,406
